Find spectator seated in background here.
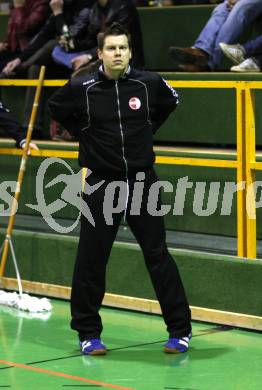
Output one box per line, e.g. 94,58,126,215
0,100,38,151
66,0,145,76
2,0,94,78
1,0,94,142
168,0,262,72
220,35,262,72
0,0,50,75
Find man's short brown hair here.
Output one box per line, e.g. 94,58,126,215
97,22,132,50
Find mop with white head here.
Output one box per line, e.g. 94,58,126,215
0,238,52,313
0,291,52,312
0,66,51,313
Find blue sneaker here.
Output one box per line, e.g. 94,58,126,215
80,338,107,355
164,332,192,353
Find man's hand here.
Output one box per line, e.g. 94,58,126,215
59,35,68,48
71,54,92,70
50,0,63,16
58,35,74,51
0,42,8,52
227,0,238,10
13,0,26,8
2,58,21,76
22,142,39,155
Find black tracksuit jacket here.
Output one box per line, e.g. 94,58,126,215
48,66,178,178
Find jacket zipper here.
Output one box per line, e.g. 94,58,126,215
115,81,129,216
115,81,128,177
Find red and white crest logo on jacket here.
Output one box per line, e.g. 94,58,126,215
129,97,141,110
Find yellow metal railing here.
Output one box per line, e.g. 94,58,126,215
169,80,247,258
242,82,262,259
0,79,261,259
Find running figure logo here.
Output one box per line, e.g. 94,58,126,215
27,158,104,233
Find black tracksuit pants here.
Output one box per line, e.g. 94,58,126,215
71,168,191,341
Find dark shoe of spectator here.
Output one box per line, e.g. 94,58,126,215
168,46,208,67
178,63,210,72
219,42,245,65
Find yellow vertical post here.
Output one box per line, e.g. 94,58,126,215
82,167,87,190
236,84,247,257
245,87,257,259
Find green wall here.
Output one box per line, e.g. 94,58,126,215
157,73,262,146
1,229,261,317
0,13,8,41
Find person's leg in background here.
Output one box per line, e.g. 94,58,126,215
242,34,262,57
194,1,230,58
71,59,102,78
168,1,229,71
211,0,262,69
19,40,71,140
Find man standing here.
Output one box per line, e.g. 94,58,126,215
48,23,191,356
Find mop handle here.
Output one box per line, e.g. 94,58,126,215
0,66,46,277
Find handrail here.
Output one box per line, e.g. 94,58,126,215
0,79,67,87
0,78,261,259
0,148,238,168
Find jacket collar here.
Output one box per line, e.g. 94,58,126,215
98,64,132,80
